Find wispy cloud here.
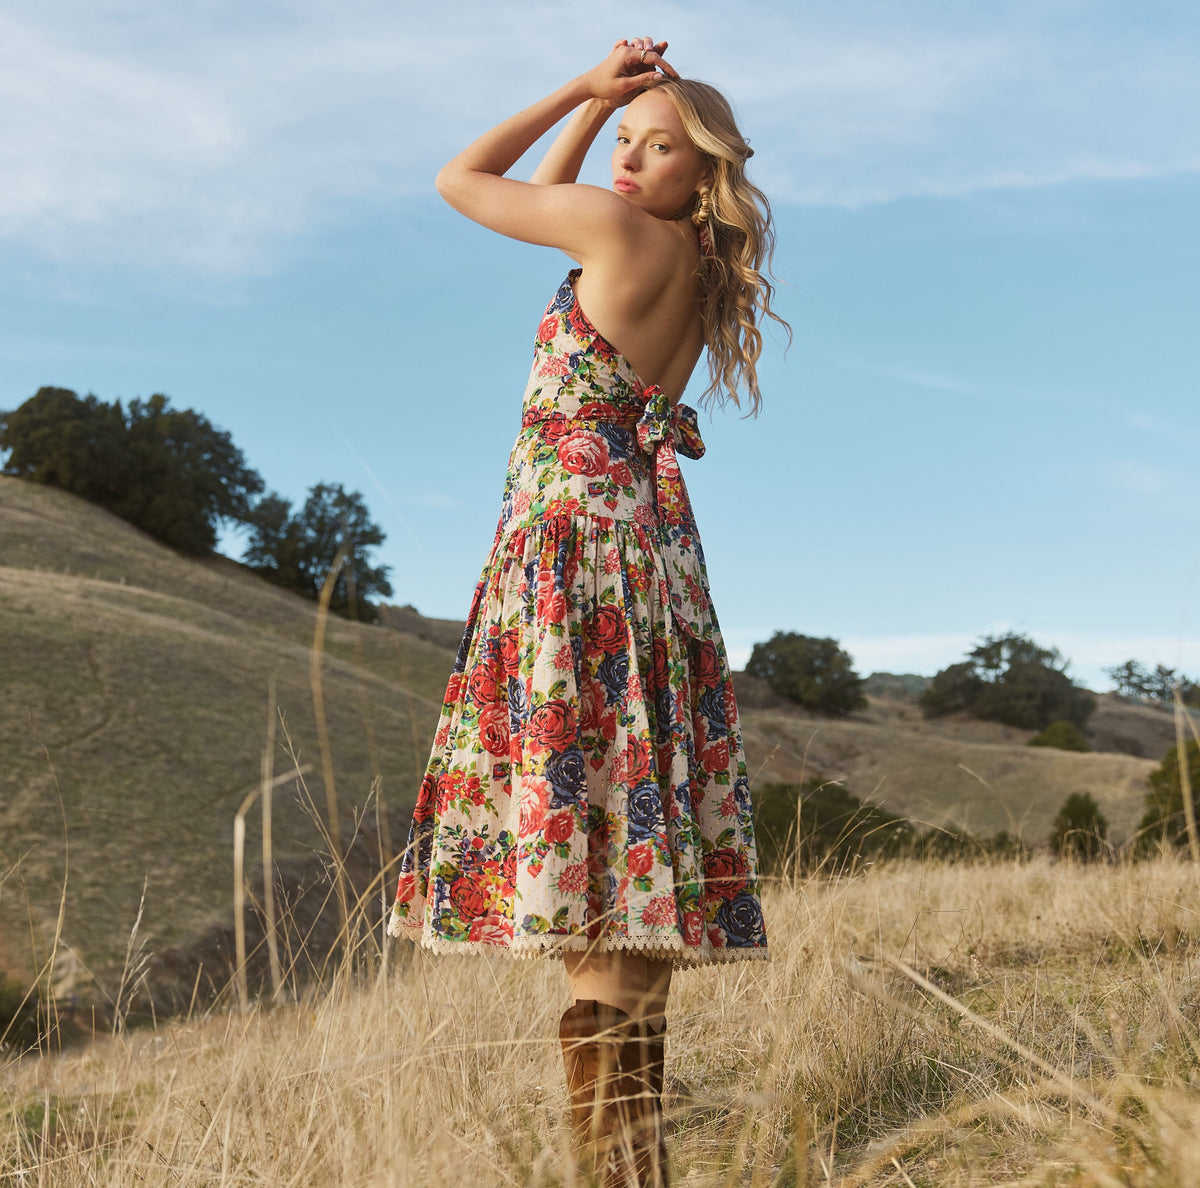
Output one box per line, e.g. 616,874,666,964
1,0,1197,275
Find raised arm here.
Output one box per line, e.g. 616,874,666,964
435,40,677,256
528,100,615,186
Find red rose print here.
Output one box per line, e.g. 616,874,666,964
692,641,720,687
610,461,632,488
703,848,748,899
537,313,558,344
651,638,671,688
500,628,520,674
395,873,416,904
450,877,487,919
518,779,549,836
536,578,567,624
625,737,651,783
627,843,654,877
467,663,500,706
707,925,727,948
701,736,730,773
682,911,703,946
479,703,510,756
468,915,513,944
527,700,577,754
557,431,610,477
587,606,626,654
412,773,437,822
540,419,570,442
444,672,463,705
545,810,575,844
580,676,605,729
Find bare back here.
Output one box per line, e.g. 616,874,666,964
572,215,706,404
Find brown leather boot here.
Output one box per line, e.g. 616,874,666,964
559,1001,669,1187
622,1018,668,1188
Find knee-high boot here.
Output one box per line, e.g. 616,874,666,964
559,1000,669,1187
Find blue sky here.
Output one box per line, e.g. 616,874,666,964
2,0,1197,688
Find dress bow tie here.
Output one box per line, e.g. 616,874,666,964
635,388,706,462
634,386,709,638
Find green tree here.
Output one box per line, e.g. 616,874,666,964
0,387,127,505
921,632,1094,731
1105,659,1200,708
1049,792,1108,860
243,483,393,620
1136,739,1200,852
0,387,262,553
745,632,867,716
113,395,263,552
919,661,984,717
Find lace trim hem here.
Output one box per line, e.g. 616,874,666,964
386,917,769,969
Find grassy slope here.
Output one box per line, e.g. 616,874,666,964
740,691,1161,843
1,477,454,997
0,475,1174,1010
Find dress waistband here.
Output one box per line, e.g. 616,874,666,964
521,387,710,638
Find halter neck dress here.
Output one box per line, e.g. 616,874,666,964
388,270,767,967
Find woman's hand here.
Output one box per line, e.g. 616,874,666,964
580,38,678,106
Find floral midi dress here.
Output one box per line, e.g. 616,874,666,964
388,270,767,967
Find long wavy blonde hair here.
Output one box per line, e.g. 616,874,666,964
655,79,790,415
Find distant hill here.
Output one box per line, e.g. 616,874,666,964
0,474,1175,1019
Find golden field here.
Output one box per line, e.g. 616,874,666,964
6,856,1200,1186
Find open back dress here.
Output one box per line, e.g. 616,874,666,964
388,270,768,967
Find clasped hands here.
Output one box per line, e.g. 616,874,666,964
581,36,679,106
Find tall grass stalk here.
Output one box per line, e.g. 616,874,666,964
310,549,350,940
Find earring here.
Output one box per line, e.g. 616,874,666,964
692,186,716,261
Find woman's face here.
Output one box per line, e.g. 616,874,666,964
611,90,709,220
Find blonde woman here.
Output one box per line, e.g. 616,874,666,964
390,36,787,1186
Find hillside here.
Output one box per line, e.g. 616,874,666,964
1,476,453,1009
0,475,1175,1019
736,681,1161,843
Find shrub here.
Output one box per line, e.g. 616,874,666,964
1028,720,1090,752
1049,792,1109,860
745,633,867,716
753,778,911,875
1136,739,1200,852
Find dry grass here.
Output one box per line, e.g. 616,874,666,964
5,856,1200,1186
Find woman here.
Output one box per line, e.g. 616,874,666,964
389,36,787,1186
